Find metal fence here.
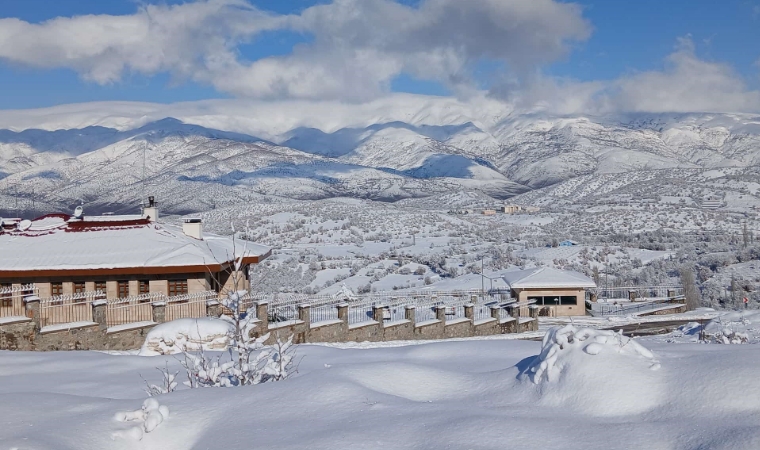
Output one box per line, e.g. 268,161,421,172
588,298,682,317
595,285,683,301
39,291,105,328
0,284,36,318
310,304,339,323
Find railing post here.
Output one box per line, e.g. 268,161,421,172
298,304,311,323
256,301,269,329
629,290,637,301
92,298,108,331
667,289,676,299
509,305,520,319
152,300,166,324
405,305,416,323
464,303,474,320
372,305,385,326
337,303,348,324
490,306,500,320
435,305,446,322
24,295,41,329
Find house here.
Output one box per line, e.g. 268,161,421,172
0,198,270,302
501,267,596,316
482,209,496,216
500,205,522,213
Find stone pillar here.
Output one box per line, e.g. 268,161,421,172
509,305,520,320
629,290,637,301
152,302,166,324
372,305,385,325
206,300,221,318
298,304,311,323
435,305,446,322
464,303,474,320
337,303,348,323
24,295,41,328
256,301,269,330
405,305,416,323
92,300,107,331
529,305,539,319
490,306,500,320
667,289,676,299
589,293,598,302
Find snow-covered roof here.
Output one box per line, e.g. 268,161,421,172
0,214,270,274
502,267,596,289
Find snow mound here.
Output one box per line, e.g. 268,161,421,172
112,398,170,441
521,325,663,416
139,318,234,356
700,311,759,344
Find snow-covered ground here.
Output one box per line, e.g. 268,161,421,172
4,327,760,449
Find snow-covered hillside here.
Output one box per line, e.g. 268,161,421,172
1,98,760,214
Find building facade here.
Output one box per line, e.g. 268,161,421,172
502,267,596,316
0,202,270,308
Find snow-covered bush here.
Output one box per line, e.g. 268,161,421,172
139,318,234,356
520,325,663,416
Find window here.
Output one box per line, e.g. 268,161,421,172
51,282,63,297
139,280,150,295
528,295,578,306
73,282,86,294
117,281,129,299
0,283,11,308
168,280,188,297
94,281,106,293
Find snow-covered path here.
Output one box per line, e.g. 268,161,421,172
2,336,760,449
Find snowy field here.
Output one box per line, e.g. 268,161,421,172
3,324,760,450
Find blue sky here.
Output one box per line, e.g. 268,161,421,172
0,0,758,111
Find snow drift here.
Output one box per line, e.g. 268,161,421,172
139,318,234,356
520,325,663,416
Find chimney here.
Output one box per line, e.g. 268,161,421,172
143,196,158,222
183,218,203,240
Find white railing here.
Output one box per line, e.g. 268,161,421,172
348,301,376,325
595,285,683,301
165,291,217,322
106,293,163,327
0,284,36,318
39,291,106,328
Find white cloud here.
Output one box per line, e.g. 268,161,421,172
0,0,280,84
493,37,760,115
0,0,591,101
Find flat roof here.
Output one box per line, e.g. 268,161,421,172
502,267,596,289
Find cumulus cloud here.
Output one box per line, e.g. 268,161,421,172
0,0,280,84
0,0,590,101
493,37,760,115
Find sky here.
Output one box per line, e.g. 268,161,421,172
0,0,759,114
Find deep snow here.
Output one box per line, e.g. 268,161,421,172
3,332,760,449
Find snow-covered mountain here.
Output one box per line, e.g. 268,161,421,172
0,97,759,216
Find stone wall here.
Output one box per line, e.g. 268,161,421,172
0,299,541,351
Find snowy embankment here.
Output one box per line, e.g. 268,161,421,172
3,331,760,449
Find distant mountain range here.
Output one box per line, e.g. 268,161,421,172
0,97,759,216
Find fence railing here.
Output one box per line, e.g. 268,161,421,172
310,304,339,323
106,293,163,327
594,285,683,301
588,297,683,317
0,284,36,319
165,291,217,322
39,291,105,328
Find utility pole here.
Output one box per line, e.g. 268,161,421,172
481,257,485,301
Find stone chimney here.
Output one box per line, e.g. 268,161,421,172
143,196,159,223
183,218,203,240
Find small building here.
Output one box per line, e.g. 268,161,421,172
502,267,596,316
0,200,270,301
500,205,522,213
482,209,496,216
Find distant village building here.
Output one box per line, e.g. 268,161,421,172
482,209,496,216
701,195,723,209
500,205,522,213
0,198,270,301
502,267,596,316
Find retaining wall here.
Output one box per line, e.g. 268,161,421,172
0,299,540,351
